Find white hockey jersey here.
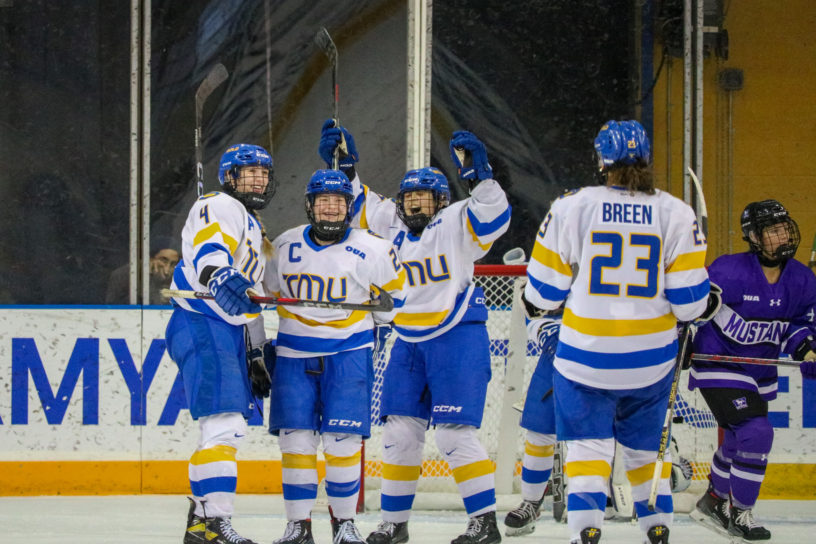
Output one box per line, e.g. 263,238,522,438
263,225,406,358
524,186,709,389
171,192,266,325
351,175,511,342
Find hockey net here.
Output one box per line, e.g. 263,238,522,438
363,264,718,512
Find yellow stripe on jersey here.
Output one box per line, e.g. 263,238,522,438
627,461,672,486
276,306,367,328
666,250,706,273
380,268,407,293
452,459,495,484
382,463,422,481
565,460,612,479
325,452,362,468
393,309,449,326
465,217,492,252
193,222,238,254
525,442,555,458
563,308,676,337
282,453,317,470
531,243,572,277
189,445,237,465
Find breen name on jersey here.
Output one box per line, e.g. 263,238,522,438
601,202,653,225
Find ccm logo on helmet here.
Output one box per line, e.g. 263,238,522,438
328,419,363,428
433,405,463,413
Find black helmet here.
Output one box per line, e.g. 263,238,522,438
740,199,800,265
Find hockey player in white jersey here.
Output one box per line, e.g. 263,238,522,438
524,120,711,544
165,143,276,544
263,169,406,544
319,122,511,544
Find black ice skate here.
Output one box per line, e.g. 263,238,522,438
569,527,601,544
503,498,542,536
451,511,501,544
333,519,367,544
728,506,771,542
367,521,409,544
689,487,731,537
273,519,315,544
204,517,260,544
645,524,670,544
183,498,210,544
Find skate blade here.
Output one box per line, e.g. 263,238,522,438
504,523,535,537
689,509,731,539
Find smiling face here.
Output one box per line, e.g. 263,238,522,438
233,166,269,194
311,193,348,223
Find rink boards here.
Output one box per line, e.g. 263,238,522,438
0,307,815,498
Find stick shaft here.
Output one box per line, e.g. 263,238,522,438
162,288,392,313
648,322,691,510
194,64,228,196
692,353,800,367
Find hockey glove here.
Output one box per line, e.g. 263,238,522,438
695,282,722,324
449,130,493,181
793,335,816,379
318,119,358,174
247,342,274,398
208,267,262,316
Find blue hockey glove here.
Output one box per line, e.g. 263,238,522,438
208,267,262,316
319,119,359,173
449,130,493,181
247,342,273,398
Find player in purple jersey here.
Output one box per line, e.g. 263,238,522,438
689,200,816,542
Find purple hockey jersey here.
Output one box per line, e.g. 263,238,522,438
689,252,816,400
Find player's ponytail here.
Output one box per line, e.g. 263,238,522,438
250,210,275,257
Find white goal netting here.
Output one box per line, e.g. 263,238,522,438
363,265,718,512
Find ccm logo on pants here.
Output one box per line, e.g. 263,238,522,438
433,405,463,413
328,419,362,428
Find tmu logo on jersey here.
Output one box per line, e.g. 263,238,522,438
282,273,348,302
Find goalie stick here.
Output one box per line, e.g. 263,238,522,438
194,63,229,197
161,286,393,313
314,27,340,170
692,353,801,368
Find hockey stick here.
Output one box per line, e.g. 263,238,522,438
648,321,693,511
809,231,816,269
195,63,229,197
161,286,393,313
314,27,340,170
687,166,708,238
551,441,567,523
692,353,801,368
646,166,711,510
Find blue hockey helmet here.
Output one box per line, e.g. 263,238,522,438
396,167,451,234
305,169,354,242
594,120,651,171
218,143,275,209
740,199,800,265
